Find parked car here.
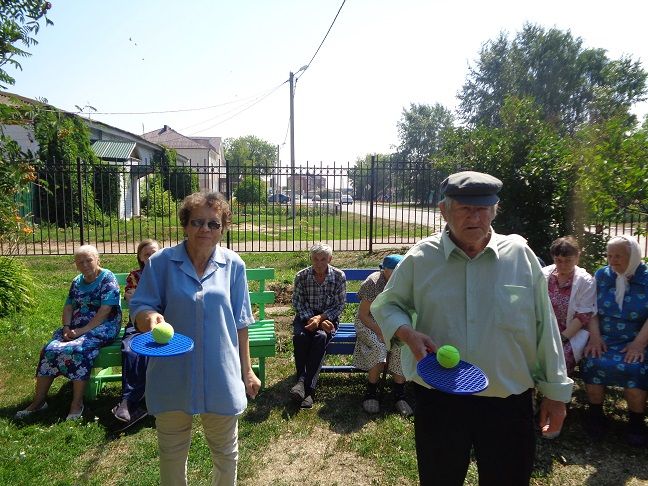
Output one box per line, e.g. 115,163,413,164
340,195,354,205
268,193,291,203
312,195,321,202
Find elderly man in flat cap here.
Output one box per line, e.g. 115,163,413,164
372,171,572,486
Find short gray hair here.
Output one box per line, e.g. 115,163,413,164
309,242,332,258
74,244,99,259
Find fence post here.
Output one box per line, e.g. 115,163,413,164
369,155,376,254
76,157,85,246
225,157,231,249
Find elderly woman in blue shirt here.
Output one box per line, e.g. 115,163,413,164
130,191,260,486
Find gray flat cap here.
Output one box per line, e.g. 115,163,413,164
440,171,502,206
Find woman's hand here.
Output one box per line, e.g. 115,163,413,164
124,288,135,303
621,340,647,364
62,326,86,341
584,334,607,358
243,369,261,399
135,311,165,332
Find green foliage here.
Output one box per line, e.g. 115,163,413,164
394,103,454,203
441,97,575,262
572,116,648,219
458,23,647,132
234,175,266,206
0,0,53,87
0,102,37,254
141,175,173,217
92,162,120,215
156,148,198,201
32,109,112,226
224,135,277,181
0,256,34,316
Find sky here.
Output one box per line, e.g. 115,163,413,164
9,0,648,165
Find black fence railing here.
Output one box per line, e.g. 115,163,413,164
4,158,646,257
6,158,446,255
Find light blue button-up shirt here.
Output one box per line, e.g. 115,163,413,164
371,229,573,402
130,242,254,416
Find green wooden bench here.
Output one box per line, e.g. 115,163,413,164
85,268,276,400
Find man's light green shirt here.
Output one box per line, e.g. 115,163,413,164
371,229,573,402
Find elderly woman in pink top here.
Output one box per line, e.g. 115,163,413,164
541,236,596,376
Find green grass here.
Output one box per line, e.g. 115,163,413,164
2,252,648,485
25,204,431,247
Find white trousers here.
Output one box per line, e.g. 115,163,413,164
156,411,239,486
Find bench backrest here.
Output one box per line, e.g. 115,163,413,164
246,267,276,320
114,268,276,320
343,268,377,304
114,272,129,309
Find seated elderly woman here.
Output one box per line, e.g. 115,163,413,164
541,236,596,377
15,245,122,421
353,254,412,416
582,235,648,446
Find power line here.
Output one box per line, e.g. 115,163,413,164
296,0,347,82
65,80,288,116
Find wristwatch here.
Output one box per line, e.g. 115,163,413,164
561,334,569,343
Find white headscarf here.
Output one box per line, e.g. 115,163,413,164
608,235,642,311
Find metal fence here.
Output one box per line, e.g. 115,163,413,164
4,158,646,257
6,158,446,255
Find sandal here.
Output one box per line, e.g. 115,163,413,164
15,402,48,420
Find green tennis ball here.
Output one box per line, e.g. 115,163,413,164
437,345,460,368
152,322,174,344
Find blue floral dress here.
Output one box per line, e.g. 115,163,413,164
581,263,648,389
36,269,122,381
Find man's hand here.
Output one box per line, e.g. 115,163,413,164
539,397,566,439
320,320,334,333
305,315,320,332
396,326,437,362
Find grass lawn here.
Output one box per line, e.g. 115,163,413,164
2,252,648,485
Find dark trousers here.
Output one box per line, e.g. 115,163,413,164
121,322,148,405
413,384,535,486
292,316,336,394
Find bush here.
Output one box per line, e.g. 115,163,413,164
141,175,173,217
0,257,35,317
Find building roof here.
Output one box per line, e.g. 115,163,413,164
142,125,211,150
91,140,137,160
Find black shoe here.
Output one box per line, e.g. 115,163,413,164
112,399,130,423
584,409,608,439
300,395,314,409
626,423,648,447
290,380,306,402
128,406,148,426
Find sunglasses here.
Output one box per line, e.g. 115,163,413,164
189,219,222,230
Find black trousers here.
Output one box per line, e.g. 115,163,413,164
413,384,535,486
292,316,336,394
121,322,148,405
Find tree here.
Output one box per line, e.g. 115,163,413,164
395,103,455,203
234,175,266,208
224,135,277,181
458,23,647,132
441,96,575,263
572,115,648,219
347,153,392,201
396,103,454,164
0,0,53,87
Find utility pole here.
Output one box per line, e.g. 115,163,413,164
289,71,296,218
